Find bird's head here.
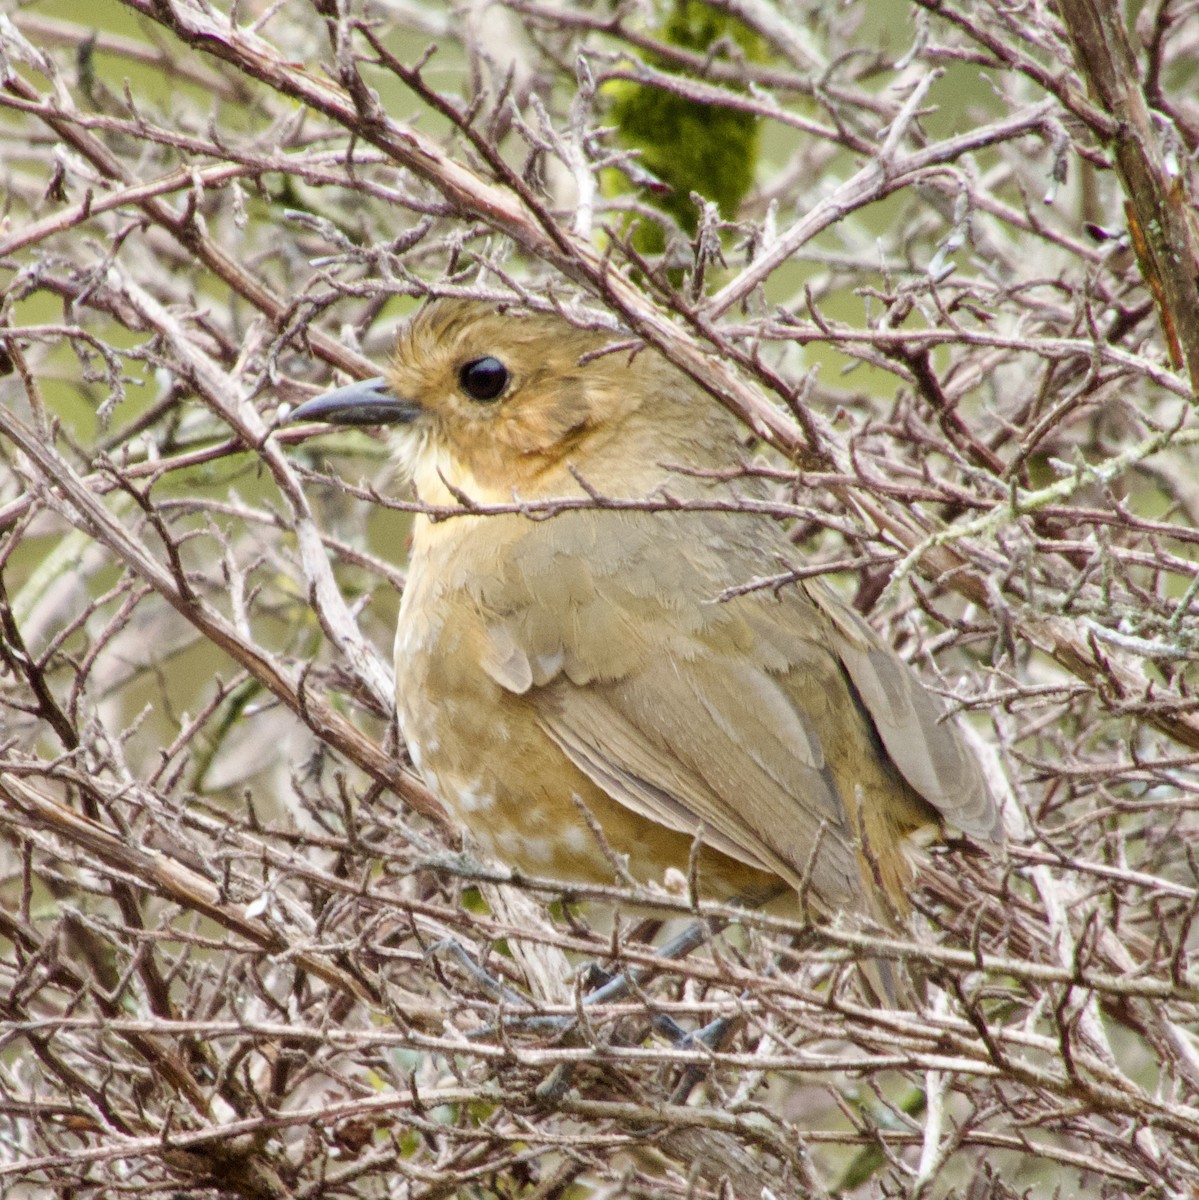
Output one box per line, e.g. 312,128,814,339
289,300,735,504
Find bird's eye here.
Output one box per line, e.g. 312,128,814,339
458,356,509,403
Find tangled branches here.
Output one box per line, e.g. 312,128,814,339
2,0,1198,1195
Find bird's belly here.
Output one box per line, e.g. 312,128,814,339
394,617,779,901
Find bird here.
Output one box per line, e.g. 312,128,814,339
289,299,1001,966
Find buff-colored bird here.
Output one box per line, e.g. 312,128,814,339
291,300,1000,949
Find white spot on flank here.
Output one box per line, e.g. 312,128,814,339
520,837,553,864
562,825,591,853
489,830,554,868
453,781,496,814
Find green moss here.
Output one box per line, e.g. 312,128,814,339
605,0,763,255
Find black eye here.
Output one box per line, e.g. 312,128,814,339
458,356,509,402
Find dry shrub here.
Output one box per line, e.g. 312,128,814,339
2,1,1199,1196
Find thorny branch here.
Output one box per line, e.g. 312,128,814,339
2,1,1199,1197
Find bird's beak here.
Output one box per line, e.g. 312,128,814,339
288,376,421,427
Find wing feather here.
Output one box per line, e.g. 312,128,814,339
806,580,1002,843
537,653,865,910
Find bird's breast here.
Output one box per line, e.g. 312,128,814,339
390,541,613,880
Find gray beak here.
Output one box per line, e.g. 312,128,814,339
288,376,421,427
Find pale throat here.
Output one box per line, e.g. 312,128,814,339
394,426,490,509
398,422,594,514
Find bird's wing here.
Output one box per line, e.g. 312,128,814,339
537,655,865,910
804,579,1002,844
470,512,868,910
